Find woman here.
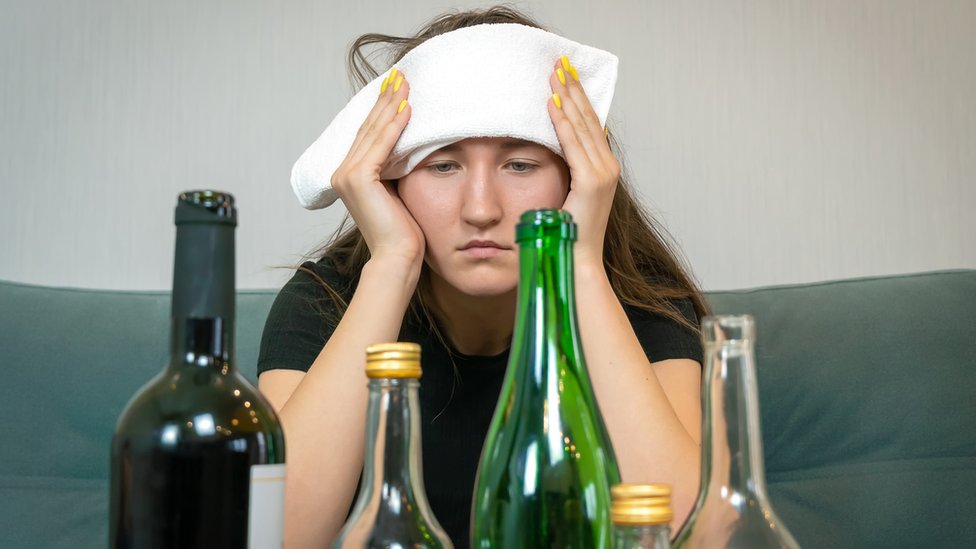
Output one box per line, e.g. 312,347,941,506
259,6,707,547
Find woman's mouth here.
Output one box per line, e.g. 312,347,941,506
459,240,510,259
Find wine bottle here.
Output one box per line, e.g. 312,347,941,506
109,191,286,549
470,209,621,548
672,315,798,548
611,484,673,549
334,342,452,548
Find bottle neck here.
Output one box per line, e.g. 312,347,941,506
360,378,427,507
511,238,582,379
700,340,769,499
613,523,671,549
169,221,235,370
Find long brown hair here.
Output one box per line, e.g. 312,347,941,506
303,5,709,338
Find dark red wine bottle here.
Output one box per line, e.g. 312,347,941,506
109,191,286,548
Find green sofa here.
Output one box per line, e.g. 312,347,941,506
1,270,974,548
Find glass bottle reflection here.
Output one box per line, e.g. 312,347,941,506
672,315,799,548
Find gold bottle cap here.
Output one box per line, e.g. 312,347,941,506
365,342,422,379
611,483,674,525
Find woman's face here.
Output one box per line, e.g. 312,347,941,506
399,137,570,298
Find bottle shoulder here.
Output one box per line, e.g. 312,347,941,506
114,367,282,438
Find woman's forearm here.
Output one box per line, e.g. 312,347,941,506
573,259,702,528
271,256,421,548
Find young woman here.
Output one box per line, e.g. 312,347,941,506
258,6,708,547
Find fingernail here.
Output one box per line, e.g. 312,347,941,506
560,55,571,72
389,68,398,82
380,75,390,94
552,93,562,109
569,66,580,81
393,75,404,92
556,68,566,85
398,99,408,113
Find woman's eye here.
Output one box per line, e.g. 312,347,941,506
507,161,536,173
428,162,457,174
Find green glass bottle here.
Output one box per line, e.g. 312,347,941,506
109,191,286,548
470,209,621,548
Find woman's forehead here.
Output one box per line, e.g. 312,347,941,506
433,137,549,154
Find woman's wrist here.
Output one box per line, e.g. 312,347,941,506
362,254,423,297
573,249,609,285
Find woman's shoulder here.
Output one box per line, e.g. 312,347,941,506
279,255,354,296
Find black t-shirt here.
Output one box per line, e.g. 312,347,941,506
257,258,702,547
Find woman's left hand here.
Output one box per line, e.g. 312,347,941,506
547,55,621,269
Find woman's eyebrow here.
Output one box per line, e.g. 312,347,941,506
499,139,537,150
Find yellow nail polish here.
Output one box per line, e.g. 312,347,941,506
552,93,562,109
393,75,404,92
556,68,566,85
569,66,580,81
389,68,398,82
380,76,390,94
560,54,571,72
398,99,408,113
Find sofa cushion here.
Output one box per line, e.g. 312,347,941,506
707,270,976,548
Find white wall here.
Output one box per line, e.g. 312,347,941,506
2,0,973,291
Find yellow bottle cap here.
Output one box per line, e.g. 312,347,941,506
611,483,674,525
365,342,422,379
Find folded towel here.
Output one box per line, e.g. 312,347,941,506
291,23,619,210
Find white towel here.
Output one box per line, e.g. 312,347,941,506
291,23,619,210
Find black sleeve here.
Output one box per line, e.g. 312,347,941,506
623,298,703,365
257,259,346,375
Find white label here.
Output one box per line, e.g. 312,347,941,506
248,463,286,549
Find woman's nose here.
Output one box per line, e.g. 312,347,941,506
460,168,503,228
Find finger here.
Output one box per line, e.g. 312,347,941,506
550,60,615,168
553,58,604,135
357,99,411,170
550,72,604,169
349,68,402,153
348,75,411,167
548,94,594,177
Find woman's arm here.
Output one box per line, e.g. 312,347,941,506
259,69,420,548
260,256,420,548
573,263,702,529
546,56,701,528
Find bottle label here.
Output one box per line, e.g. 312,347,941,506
248,462,286,549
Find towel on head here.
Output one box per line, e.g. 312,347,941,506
291,23,619,210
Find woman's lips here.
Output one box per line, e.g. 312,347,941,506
459,240,510,259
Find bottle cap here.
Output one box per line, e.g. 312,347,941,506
365,342,422,379
175,190,237,226
611,483,674,525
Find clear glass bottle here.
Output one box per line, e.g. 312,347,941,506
470,209,620,548
612,483,673,549
110,191,286,548
334,342,452,548
672,315,799,548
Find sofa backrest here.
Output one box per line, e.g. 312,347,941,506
707,270,976,548
1,270,974,548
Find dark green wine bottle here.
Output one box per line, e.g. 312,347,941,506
109,191,286,549
470,209,621,548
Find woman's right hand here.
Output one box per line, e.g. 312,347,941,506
331,69,423,272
